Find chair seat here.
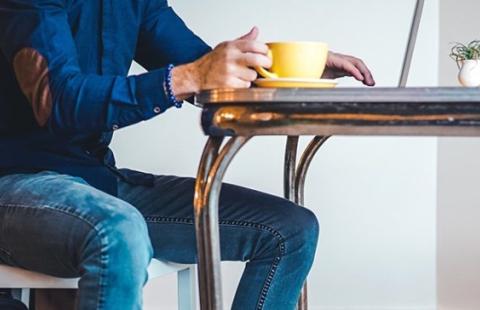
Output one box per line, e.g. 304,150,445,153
0,259,190,289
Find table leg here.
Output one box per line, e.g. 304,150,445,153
194,136,251,310
294,136,330,206
284,136,330,310
284,136,299,201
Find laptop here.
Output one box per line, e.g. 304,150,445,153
399,0,425,87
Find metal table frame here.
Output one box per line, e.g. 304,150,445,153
193,87,480,310
193,134,327,310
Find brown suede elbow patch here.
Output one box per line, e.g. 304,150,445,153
13,48,53,127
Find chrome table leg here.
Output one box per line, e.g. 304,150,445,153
284,136,299,201
295,136,330,206
194,136,251,310
284,136,330,310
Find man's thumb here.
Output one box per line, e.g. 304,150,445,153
236,26,259,41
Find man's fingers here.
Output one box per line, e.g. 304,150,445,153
240,52,272,69
225,77,251,89
327,52,376,86
235,40,269,55
236,26,259,41
341,61,364,81
236,67,258,82
352,58,375,86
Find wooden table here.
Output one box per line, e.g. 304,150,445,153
193,87,480,310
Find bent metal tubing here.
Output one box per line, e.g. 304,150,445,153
194,136,251,310
295,136,330,206
283,135,330,310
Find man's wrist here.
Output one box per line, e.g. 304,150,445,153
164,64,183,108
171,62,201,101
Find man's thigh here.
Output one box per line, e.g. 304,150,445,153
0,171,125,276
118,172,311,264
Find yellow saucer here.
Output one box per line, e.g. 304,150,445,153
254,78,338,89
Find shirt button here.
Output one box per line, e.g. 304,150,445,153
153,107,161,114
112,124,119,131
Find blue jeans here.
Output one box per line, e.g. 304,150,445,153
0,170,319,310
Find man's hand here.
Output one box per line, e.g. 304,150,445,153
172,27,271,99
322,52,375,86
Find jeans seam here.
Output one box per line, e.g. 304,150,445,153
0,203,109,310
144,216,286,310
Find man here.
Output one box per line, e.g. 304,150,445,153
0,0,375,309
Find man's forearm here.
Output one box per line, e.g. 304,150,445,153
169,27,272,101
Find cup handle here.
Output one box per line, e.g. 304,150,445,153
255,50,277,79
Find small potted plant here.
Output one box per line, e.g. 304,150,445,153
450,40,480,87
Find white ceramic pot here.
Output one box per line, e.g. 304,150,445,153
458,60,480,87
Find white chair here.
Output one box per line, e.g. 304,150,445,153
0,259,196,310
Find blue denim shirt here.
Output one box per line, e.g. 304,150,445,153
0,0,211,195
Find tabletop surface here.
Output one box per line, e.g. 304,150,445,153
196,87,480,137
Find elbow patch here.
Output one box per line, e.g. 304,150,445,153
13,48,53,127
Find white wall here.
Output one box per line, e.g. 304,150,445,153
437,1,480,309
111,1,439,309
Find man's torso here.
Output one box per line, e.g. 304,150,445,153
1,0,163,195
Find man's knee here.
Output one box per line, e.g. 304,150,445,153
79,199,153,284
249,200,319,262
278,203,319,257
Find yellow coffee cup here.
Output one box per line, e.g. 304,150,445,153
256,41,329,79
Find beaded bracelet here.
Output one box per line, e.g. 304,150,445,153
165,64,183,108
